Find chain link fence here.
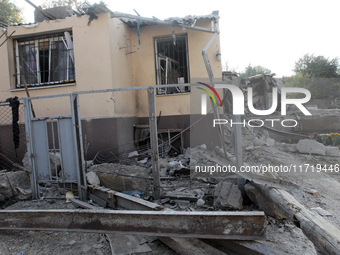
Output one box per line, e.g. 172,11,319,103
0,101,27,171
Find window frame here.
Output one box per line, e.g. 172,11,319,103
14,32,75,88
154,34,190,95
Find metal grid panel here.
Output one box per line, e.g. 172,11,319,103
0,102,26,170
15,32,75,88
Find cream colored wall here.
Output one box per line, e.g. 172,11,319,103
0,13,132,118
0,15,222,119
129,19,222,117
108,17,136,117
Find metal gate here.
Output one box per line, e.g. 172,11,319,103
23,94,86,200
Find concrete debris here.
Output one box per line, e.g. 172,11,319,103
265,137,276,147
87,163,151,192
244,183,287,220
214,181,243,210
0,171,31,200
307,189,320,196
325,146,340,157
311,207,333,216
197,198,205,207
105,234,152,255
296,139,326,156
86,171,100,186
128,151,139,158
253,138,266,146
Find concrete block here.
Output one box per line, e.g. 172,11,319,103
325,146,340,157
214,181,243,210
265,138,275,147
86,171,100,186
297,139,325,156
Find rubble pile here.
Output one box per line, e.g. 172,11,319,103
1,120,340,254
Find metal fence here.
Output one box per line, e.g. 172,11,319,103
0,101,27,171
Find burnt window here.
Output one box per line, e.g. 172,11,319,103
155,34,190,95
14,32,75,88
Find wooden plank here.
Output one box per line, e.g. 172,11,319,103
0,210,266,239
70,198,98,210
161,191,199,201
147,88,160,199
89,185,164,211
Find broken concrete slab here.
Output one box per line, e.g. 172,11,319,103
325,146,340,157
128,151,139,158
86,171,100,186
297,139,325,156
0,171,31,200
214,181,243,210
88,163,151,192
244,183,287,220
265,138,275,147
106,234,152,255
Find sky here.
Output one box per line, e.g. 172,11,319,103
12,0,340,77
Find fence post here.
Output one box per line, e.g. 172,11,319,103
147,88,160,199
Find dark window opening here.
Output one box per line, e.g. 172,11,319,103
15,32,75,88
155,35,190,95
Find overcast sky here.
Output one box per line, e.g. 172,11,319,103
13,0,340,77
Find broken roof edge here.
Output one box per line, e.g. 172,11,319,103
112,11,220,33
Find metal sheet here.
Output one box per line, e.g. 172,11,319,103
31,120,50,181
0,210,265,240
57,118,78,181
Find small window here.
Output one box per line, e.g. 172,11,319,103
15,32,75,88
155,34,190,95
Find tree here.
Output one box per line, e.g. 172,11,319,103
284,54,340,99
239,64,271,79
293,54,339,78
0,0,23,25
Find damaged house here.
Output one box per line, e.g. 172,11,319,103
0,4,223,162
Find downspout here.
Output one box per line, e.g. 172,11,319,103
201,19,228,159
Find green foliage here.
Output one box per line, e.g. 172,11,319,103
294,54,339,78
283,54,340,99
239,64,271,79
283,73,340,99
0,0,23,25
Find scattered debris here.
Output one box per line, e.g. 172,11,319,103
86,171,100,186
214,181,243,210
297,139,326,156
307,189,320,196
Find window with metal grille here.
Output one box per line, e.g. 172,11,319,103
155,34,190,95
14,31,75,88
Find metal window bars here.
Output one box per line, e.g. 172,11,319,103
15,32,75,88
155,35,190,95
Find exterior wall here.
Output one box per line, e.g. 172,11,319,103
0,13,136,119
0,14,223,158
129,19,223,118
